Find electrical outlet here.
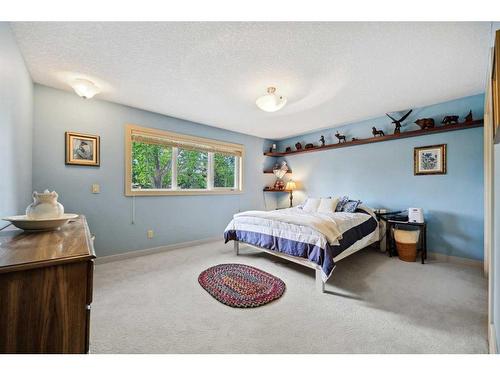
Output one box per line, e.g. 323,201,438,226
91,184,100,194
147,230,154,239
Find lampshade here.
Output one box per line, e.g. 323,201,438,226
255,87,287,112
71,79,100,99
285,180,296,191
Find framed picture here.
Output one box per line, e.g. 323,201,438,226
65,132,100,166
414,144,446,175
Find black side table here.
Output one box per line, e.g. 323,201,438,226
376,213,427,264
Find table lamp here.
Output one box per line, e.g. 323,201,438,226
285,180,296,208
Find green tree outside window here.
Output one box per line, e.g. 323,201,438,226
214,153,235,188
177,149,208,189
132,142,172,189
131,142,238,191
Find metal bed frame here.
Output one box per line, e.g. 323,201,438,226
233,240,326,293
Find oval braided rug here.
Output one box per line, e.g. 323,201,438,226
198,263,286,308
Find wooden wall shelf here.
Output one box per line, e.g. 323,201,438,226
263,120,484,157
263,169,292,174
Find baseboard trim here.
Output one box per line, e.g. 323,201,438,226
427,251,482,268
489,323,498,354
96,241,483,269
95,237,221,265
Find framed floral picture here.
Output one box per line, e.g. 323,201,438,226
414,144,446,175
65,132,100,167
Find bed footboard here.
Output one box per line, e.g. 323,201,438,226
232,239,325,293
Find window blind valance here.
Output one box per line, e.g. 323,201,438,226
130,128,244,157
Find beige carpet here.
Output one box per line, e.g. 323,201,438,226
90,241,488,353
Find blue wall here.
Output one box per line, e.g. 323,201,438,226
0,23,33,225
274,95,485,260
32,85,485,261
33,84,275,257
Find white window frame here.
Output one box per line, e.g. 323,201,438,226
125,124,244,196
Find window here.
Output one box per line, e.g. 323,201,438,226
125,124,243,196
131,142,172,189
177,148,208,189
214,153,236,189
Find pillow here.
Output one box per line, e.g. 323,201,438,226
302,198,321,213
335,196,349,212
317,197,340,214
356,204,374,216
343,200,362,213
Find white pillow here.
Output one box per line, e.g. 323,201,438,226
357,204,374,216
302,198,321,213
317,197,340,214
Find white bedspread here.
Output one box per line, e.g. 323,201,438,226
227,207,376,248
233,209,342,245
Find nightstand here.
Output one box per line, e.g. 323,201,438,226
373,209,388,252
376,212,427,264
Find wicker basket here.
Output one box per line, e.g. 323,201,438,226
394,229,420,262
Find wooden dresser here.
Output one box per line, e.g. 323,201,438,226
0,216,95,354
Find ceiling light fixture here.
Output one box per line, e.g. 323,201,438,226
71,78,100,99
255,87,287,112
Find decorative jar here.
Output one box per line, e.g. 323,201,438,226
26,190,65,219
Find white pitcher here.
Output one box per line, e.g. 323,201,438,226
26,190,65,219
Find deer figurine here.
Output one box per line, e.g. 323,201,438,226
335,132,346,143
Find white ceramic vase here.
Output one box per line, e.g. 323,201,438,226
26,190,65,219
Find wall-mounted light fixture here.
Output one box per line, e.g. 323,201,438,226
71,78,100,99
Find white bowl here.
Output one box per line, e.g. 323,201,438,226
2,214,79,231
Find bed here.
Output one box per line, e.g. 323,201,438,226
224,205,379,293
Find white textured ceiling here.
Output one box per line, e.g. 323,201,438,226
11,22,491,139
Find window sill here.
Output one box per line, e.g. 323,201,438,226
125,189,244,196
